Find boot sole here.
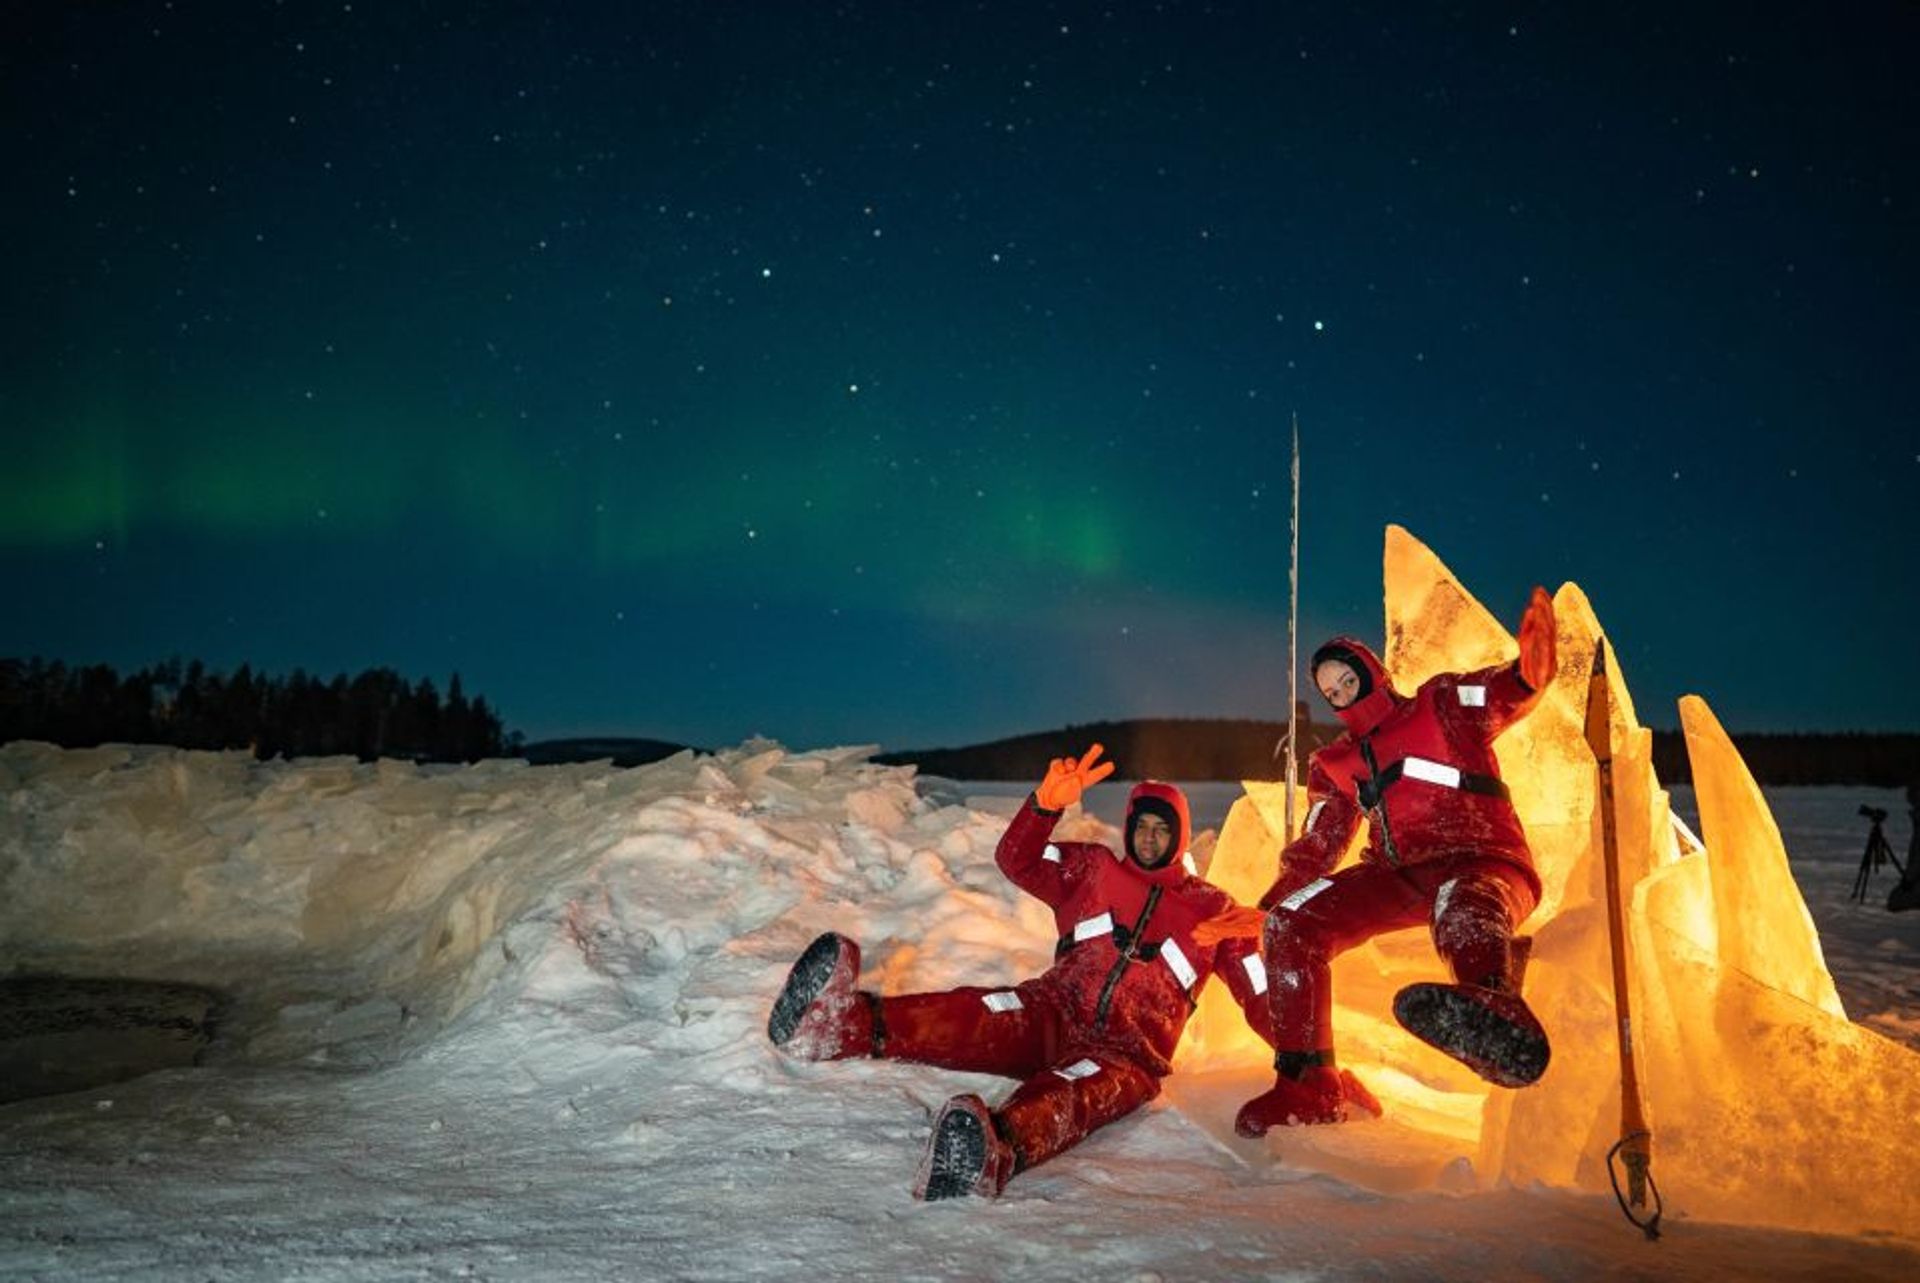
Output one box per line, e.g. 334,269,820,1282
918,1102,989,1201
767,933,849,1047
1393,983,1550,1088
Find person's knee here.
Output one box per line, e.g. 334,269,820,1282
1430,878,1506,945
1434,869,1524,928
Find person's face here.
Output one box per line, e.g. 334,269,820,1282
1130,813,1174,866
1315,659,1362,710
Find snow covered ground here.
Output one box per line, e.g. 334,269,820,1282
1,741,1916,1281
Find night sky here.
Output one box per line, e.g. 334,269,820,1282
5,2,1916,750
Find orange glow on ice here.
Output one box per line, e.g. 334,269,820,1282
1173,525,1920,1236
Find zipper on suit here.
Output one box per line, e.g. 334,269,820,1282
1094,885,1163,1029
1358,736,1404,867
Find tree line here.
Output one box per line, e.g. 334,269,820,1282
0,657,516,763
1649,730,1920,789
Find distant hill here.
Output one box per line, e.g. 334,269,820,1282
873,717,1328,782
877,720,1920,788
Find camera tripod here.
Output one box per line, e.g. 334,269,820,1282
1851,809,1906,904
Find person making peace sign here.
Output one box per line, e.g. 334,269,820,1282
769,744,1277,1199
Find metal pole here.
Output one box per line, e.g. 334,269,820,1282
1586,638,1661,1239
1285,415,1300,840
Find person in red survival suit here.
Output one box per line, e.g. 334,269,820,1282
1235,588,1559,1136
768,744,1276,1199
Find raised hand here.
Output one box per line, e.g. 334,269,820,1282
1035,742,1117,811
1517,586,1557,691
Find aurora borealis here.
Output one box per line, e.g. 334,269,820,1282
5,3,1915,748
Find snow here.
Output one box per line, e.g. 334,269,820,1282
2,741,1917,1281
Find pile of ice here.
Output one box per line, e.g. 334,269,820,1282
0,739,1086,1072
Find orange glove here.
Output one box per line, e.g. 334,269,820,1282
1517,586,1556,691
1189,902,1267,948
1034,742,1116,811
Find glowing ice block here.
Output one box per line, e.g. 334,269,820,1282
1174,524,1920,1237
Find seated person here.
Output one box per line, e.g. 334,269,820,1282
770,744,1274,1198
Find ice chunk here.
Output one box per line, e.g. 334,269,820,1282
1173,524,1920,1238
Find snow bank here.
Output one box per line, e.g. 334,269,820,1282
0,738,1070,1070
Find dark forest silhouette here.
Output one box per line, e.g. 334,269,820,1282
0,657,514,763
1646,731,1920,788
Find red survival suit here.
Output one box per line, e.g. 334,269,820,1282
774,781,1273,1195
1237,635,1548,1133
